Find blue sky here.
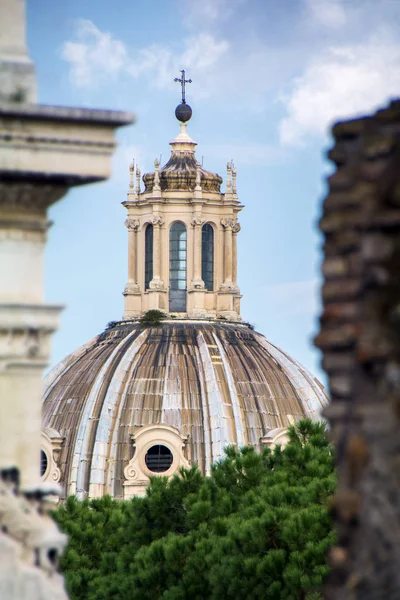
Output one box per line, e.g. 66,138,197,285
27,0,400,382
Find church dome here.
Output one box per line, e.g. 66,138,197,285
41,78,328,500
42,320,327,500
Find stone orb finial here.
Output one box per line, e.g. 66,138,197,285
175,102,192,123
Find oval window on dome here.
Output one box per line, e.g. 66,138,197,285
40,449,48,477
145,444,173,473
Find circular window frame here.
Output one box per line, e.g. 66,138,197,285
40,448,49,479
144,444,174,474
140,441,176,478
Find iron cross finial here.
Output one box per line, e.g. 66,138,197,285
174,70,192,104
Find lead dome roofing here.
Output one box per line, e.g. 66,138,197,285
143,155,223,193
42,321,328,499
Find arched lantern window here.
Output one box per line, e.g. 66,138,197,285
201,223,214,291
145,224,153,290
169,222,187,312
40,449,48,477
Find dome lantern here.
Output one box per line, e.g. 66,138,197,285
123,70,241,321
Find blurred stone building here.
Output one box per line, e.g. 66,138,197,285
0,1,133,597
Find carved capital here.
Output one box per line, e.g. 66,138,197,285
125,218,140,232
232,222,241,234
151,215,165,227
221,217,235,230
191,216,205,227
0,182,67,213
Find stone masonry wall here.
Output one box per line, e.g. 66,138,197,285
315,99,400,599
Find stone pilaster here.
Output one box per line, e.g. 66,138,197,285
221,217,235,287
232,222,241,290
190,216,205,289
124,218,140,292
149,215,165,290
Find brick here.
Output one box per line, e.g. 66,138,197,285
322,279,361,301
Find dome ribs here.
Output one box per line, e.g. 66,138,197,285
256,335,328,422
91,329,149,499
73,329,140,499
42,321,328,498
44,340,120,498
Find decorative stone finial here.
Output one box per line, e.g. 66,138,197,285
232,164,237,195
135,166,141,195
195,161,202,192
129,160,135,190
226,161,233,194
153,158,161,192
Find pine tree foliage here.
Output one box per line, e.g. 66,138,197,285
54,420,336,599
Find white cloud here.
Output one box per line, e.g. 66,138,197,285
126,34,229,92
62,20,229,92
305,0,346,28
259,279,320,318
182,34,229,70
62,20,129,87
279,31,400,146
201,142,289,166
182,0,243,28
112,144,151,185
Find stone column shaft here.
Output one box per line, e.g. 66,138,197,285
153,225,161,279
125,218,140,286
128,230,137,282
150,216,164,288
225,228,233,282
232,222,241,288
194,225,202,281
221,218,234,284
191,217,205,287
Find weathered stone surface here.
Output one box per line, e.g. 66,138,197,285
0,475,68,600
0,2,134,597
41,321,328,500
316,98,400,600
